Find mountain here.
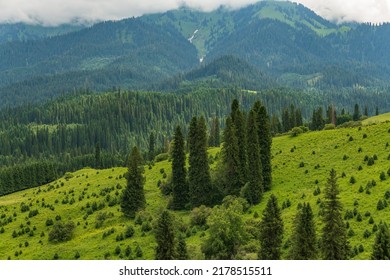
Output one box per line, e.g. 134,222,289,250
0,23,87,44
155,55,277,91
1,1,390,108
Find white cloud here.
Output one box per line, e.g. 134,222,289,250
0,0,389,26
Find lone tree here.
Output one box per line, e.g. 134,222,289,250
289,203,317,259
171,125,188,210
321,169,349,259
155,210,176,260
371,222,390,260
121,146,145,218
258,194,284,259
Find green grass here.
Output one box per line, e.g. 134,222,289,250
362,112,390,125
1,121,390,260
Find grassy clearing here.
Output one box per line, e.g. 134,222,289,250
1,121,390,260
362,112,390,125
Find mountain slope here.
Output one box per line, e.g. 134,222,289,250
1,120,390,259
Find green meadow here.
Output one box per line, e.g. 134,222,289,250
1,118,390,260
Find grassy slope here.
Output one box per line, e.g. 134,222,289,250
1,122,390,260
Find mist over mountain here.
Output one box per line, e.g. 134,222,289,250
1,1,390,108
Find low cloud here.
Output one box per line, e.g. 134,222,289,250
0,0,389,26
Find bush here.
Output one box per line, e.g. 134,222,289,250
190,205,212,228
115,246,121,255
350,176,356,184
356,213,362,222
324,124,335,130
385,190,390,199
299,162,305,168
290,127,304,137
135,245,143,258
369,217,374,224
377,199,385,210
313,187,321,196
48,221,75,243
155,153,169,162
125,225,135,238
367,157,375,166
74,251,81,259
363,230,371,238
380,171,386,181
45,219,54,226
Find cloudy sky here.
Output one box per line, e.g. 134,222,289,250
0,0,389,26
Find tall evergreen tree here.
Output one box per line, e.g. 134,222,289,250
353,104,361,121
171,125,188,210
95,143,101,169
321,169,349,260
176,234,189,260
148,132,156,160
209,116,220,147
241,110,263,204
188,116,212,207
258,194,284,259
253,101,272,191
289,203,317,259
121,146,145,218
230,100,248,186
371,223,390,260
155,210,176,260
222,117,241,196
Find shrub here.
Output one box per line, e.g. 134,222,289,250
141,221,152,232
377,200,385,210
48,222,75,243
53,253,59,260
358,165,363,171
116,233,124,242
299,162,305,168
350,176,356,184
135,245,143,258
115,246,121,255
380,171,386,181
74,251,81,259
125,225,135,238
369,217,374,224
190,205,212,228
385,190,390,199
324,124,335,130
367,157,375,166
343,155,348,160
46,219,54,226
290,127,304,137
356,213,362,222
363,230,371,238
125,246,132,258
349,136,354,141
155,153,169,162
347,229,355,237
313,187,321,196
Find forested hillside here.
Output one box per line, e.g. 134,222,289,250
1,1,390,107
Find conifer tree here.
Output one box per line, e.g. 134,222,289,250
148,132,155,160
155,210,176,260
222,116,241,196
171,125,188,210
95,143,101,169
321,169,349,259
289,203,317,259
209,116,220,147
371,223,390,260
258,194,283,259
253,101,272,191
230,100,248,186
188,116,212,207
353,104,361,121
121,147,145,218
176,234,189,260
241,110,263,204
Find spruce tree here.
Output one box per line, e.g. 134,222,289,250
188,116,212,207
121,147,145,218
148,132,156,160
95,143,101,169
289,203,317,259
353,104,361,121
321,169,349,259
171,125,188,210
176,234,189,260
155,210,176,260
258,194,284,259
230,100,248,186
371,223,390,260
222,116,241,196
241,110,263,204
253,101,272,191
